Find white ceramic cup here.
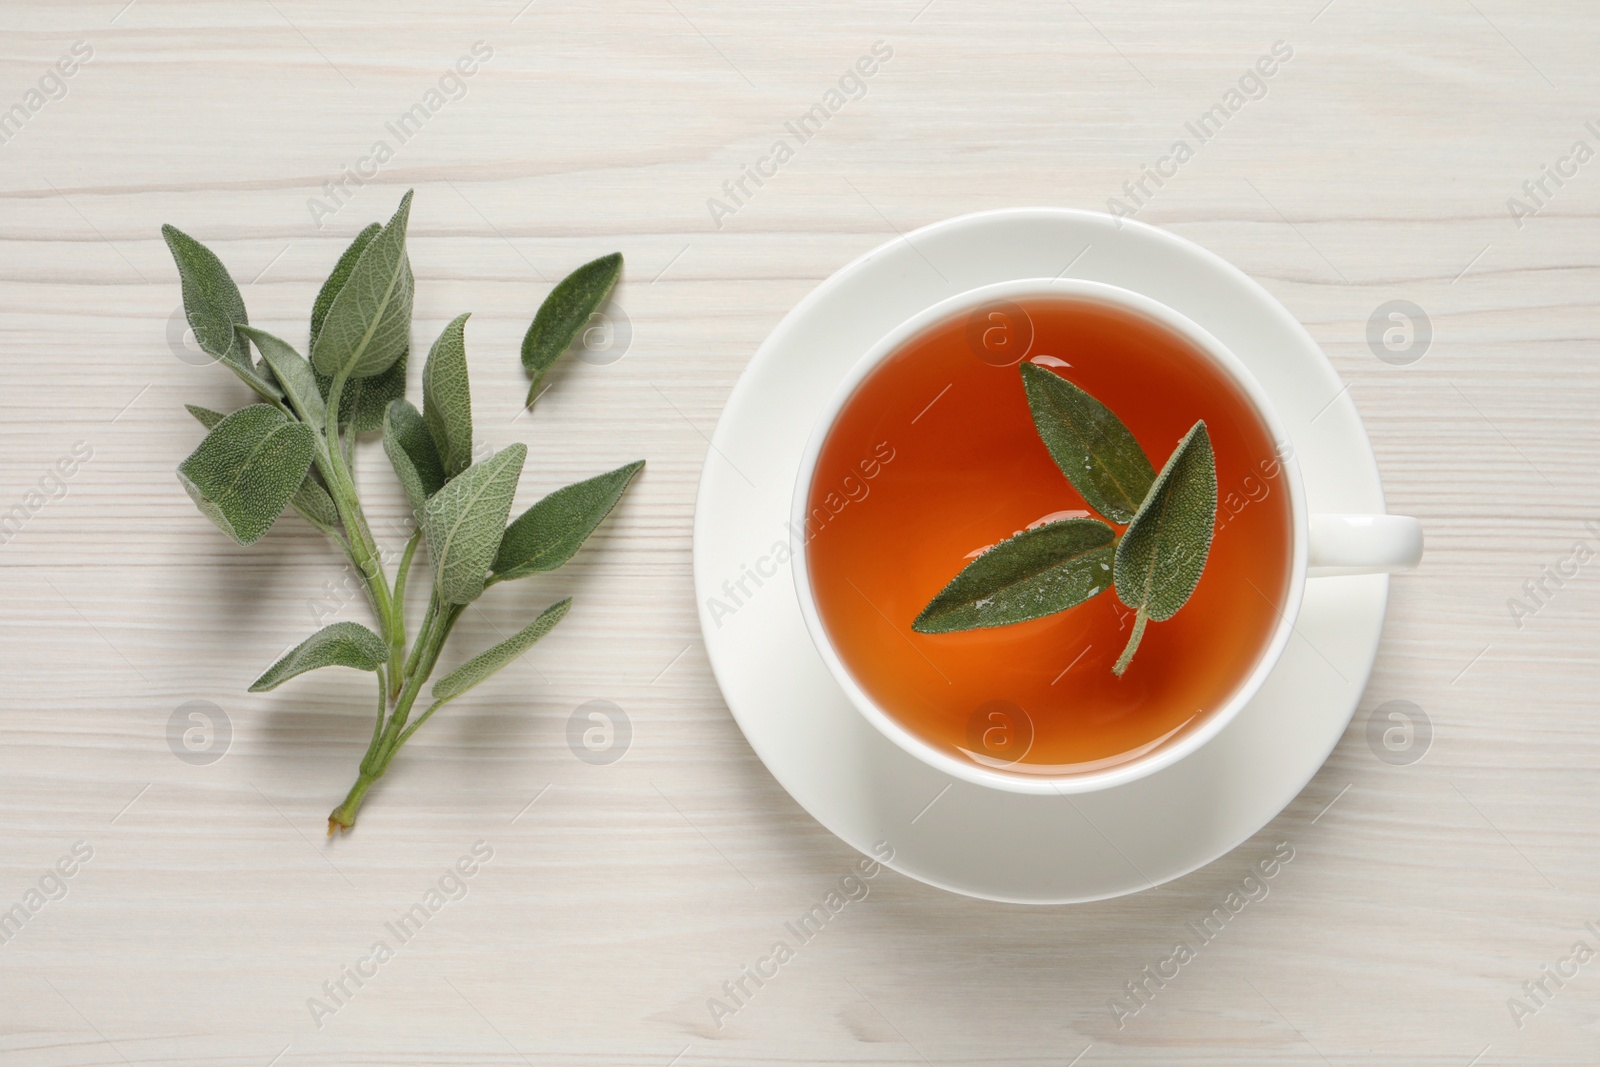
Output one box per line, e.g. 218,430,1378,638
790,278,1422,795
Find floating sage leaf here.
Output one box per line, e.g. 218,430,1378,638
1111,420,1217,675
249,621,389,692
422,313,473,477
382,398,446,517
521,252,621,405
310,191,414,381
162,224,280,401
421,443,526,605
431,598,572,701
491,460,644,582
177,403,317,546
912,518,1117,634
312,223,406,431
238,326,324,431
1020,361,1154,525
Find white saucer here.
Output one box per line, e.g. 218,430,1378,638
692,209,1390,904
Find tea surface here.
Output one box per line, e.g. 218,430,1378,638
804,297,1294,774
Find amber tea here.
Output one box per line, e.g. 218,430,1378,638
802,297,1293,775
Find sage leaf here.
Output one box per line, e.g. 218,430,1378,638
178,404,317,546
162,224,280,402
912,518,1117,634
311,223,406,431
188,403,340,532
310,223,381,351
185,403,226,429
421,444,526,605
521,252,621,406
422,313,473,477
237,326,324,431
492,460,643,582
310,191,414,381
382,399,446,516
431,598,572,701
1020,361,1154,525
249,621,389,692
1112,420,1217,675
324,351,409,433
289,475,341,532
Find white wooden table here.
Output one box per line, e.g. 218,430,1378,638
2,2,1596,1063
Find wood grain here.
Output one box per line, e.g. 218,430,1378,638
2,2,1597,1063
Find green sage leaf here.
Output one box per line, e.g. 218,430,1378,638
177,404,316,546
185,403,226,430
382,398,447,517
912,518,1117,634
310,191,414,381
421,444,526,605
288,475,341,532
520,252,621,405
422,313,473,477
1020,361,1154,525
491,460,643,582
248,621,389,692
310,223,381,352
324,351,409,433
1112,421,1217,675
311,223,406,432
237,326,323,431
431,598,572,701
162,223,280,401
188,403,340,533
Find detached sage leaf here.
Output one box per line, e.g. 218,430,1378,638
311,191,414,381
162,224,280,401
238,326,324,431
1112,421,1217,675
422,313,473,477
1020,361,1154,525
521,252,621,405
188,403,340,532
912,518,1117,634
492,460,643,582
249,621,389,692
421,444,526,605
312,223,405,431
178,404,317,546
382,399,446,516
431,598,572,701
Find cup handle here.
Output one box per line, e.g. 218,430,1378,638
1307,514,1423,577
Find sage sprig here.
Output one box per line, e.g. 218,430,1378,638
912,360,1217,676
165,191,644,832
